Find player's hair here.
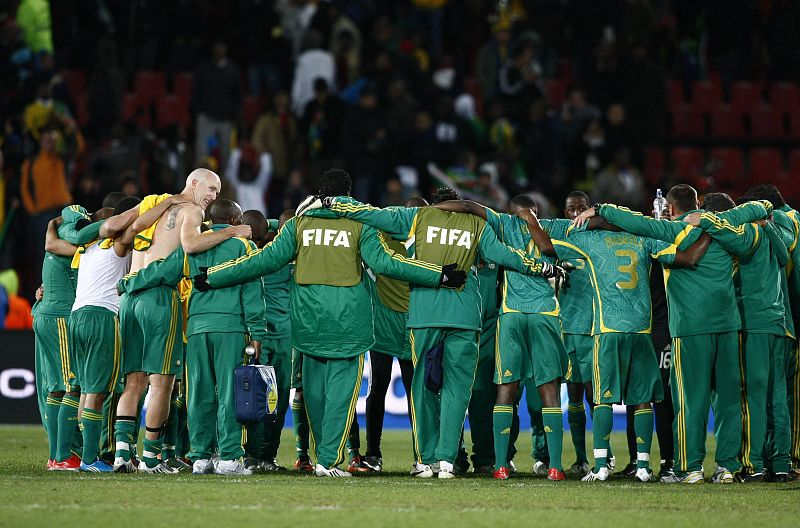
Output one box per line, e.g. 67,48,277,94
102,192,127,209
114,196,142,216
735,195,758,206
318,168,352,197
406,196,429,207
701,192,735,213
209,199,242,224
666,184,698,214
745,183,786,209
565,190,590,205
242,210,268,241
430,187,461,204
509,194,536,212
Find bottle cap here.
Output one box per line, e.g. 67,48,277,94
245,345,256,356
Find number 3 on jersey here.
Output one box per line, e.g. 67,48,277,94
615,249,639,289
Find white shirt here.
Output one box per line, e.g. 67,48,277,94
72,243,132,315
291,49,335,115
224,149,272,215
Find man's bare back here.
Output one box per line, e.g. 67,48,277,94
130,199,192,273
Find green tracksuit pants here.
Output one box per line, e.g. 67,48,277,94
672,332,742,474
786,337,800,468
302,353,364,468
186,332,248,461
467,318,497,468
409,328,479,465
741,333,792,474
259,337,292,461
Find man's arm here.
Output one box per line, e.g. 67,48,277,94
241,276,268,345
671,233,712,267
180,206,252,254
59,218,105,245
515,208,557,258
477,224,546,276
44,218,78,257
99,206,139,239
715,200,772,225
764,221,790,267
203,218,298,289
693,212,761,257
433,200,489,219
115,196,188,256
359,227,443,287
118,249,185,295
591,204,701,249
325,197,416,238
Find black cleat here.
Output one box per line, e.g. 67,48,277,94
659,459,675,478
615,462,637,478
735,471,764,483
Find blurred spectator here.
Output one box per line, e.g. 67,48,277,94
475,18,511,99
386,78,419,164
120,173,140,196
411,0,447,63
498,35,545,122
253,90,301,182
291,29,336,115
487,99,517,159
592,146,645,209
380,178,405,206
431,95,472,169
224,146,271,215
574,118,607,184
282,167,308,211
623,38,667,146
516,98,558,188
0,269,32,329
193,40,242,166
243,0,292,96
300,78,344,169
16,0,53,55
454,93,487,154
310,2,362,87
276,0,318,58
342,85,390,204
23,75,72,140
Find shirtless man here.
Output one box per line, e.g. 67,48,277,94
113,169,251,473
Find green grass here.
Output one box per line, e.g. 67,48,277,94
0,426,798,527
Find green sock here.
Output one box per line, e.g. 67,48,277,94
162,399,180,460
114,417,136,461
56,395,80,461
542,407,564,471
80,407,104,463
493,404,514,471
634,407,654,469
567,401,587,464
45,396,62,460
292,398,309,457
142,437,163,468
592,404,613,472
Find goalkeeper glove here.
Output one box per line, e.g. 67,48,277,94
439,263,466,289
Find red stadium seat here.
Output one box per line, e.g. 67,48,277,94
691,80,722,114
710,106,745,139
769,82,800,116
122,92,151,127
670,105,704,138
135,71,166,106
157,95,191,129
708,148,744,186
787,150,800,193
730,81,762,116
644,147,665,185
749,148,783,183
750,105,784,140
670,147,704,183
668,80,685,109
788,110,800,139
61,69,86,102
173,72,193,101
544,78,567,109
242,95,264,128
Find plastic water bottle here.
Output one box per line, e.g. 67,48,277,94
245,345,256,357
653,188,667,220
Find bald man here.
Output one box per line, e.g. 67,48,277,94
114,169,252,473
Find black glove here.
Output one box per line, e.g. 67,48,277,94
193,267,212,292
439,263,466,289
540,261,568,282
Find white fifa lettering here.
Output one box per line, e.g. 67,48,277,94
424,226,473,249
426,226,440,244
302,229,316,247
323,229,337,246
303,228,351,247
333,231,350,247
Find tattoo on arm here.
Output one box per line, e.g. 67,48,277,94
166,206,183,230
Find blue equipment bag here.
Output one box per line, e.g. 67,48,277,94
234,360,278,423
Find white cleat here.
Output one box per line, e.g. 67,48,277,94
635,467,654,482
314,464,351,477
138,460,179,474
533,461,549,475
711,466,733,484
607,456,616,471
192,459,215,475
215,459,253,475
569,461,591,476
581,466,610,482
113,456,136,473
411,462,434,478
661,470,704,484
437,461,455,479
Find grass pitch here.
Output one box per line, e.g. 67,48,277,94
0,426,798,527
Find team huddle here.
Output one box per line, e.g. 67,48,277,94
32,165,800,483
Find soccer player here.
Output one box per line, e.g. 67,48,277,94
575,187,770,483
363,198,429,473
70,196,149,472
195,170,467,477
686,193,790,482
36,205,115,470
113,169,250,473
296,187,564,478
432,195,569,480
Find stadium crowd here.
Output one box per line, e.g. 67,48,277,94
4,0,800,483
